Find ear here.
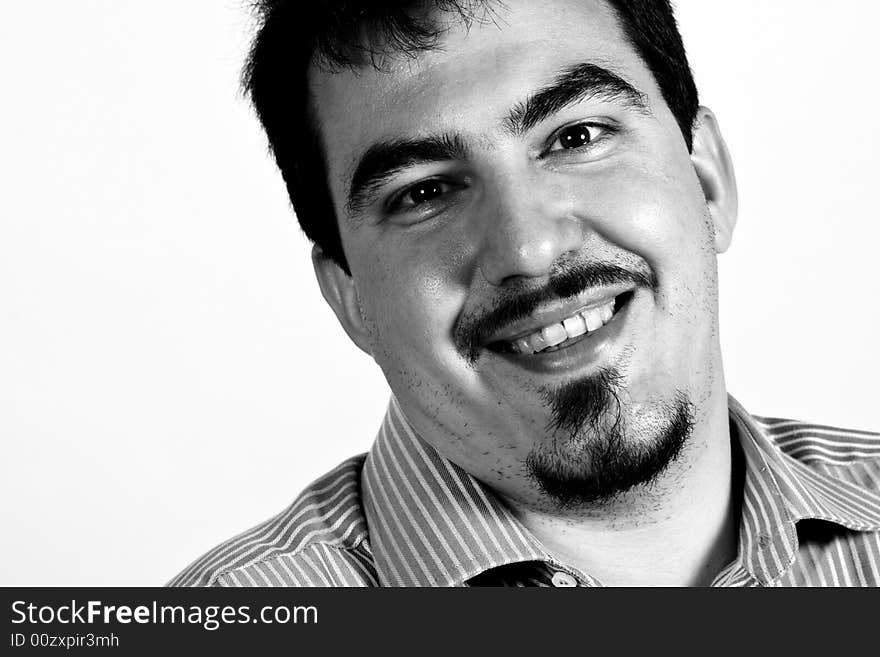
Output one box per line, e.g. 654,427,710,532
690,106,738,253
311,245,374,356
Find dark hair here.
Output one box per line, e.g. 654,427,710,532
242,1,699,275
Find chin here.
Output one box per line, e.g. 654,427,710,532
526,372,695,508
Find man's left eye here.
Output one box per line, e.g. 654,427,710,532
548,123,608,152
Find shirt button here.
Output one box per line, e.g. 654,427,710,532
551,571,578,587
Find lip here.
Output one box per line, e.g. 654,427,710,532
489,290,637,375
486,284,637,345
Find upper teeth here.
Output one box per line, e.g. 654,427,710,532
510,300,615,354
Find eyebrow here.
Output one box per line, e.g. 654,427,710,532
346,133,468,217
504,62,651,135
344,62,650,219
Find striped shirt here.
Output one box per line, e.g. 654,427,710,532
169,396,880,587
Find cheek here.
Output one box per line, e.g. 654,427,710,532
352,233,469,360
576,158,710,275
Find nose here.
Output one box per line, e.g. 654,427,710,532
475,175,585,287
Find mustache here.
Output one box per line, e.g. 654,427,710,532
454,262,657,364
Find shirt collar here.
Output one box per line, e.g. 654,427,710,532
362,394,880,587
729,396,880,584
361,397,549,586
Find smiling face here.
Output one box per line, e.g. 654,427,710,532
310,0,737,510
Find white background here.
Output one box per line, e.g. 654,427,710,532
1,1,878,585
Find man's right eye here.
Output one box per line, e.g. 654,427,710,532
407,180,445,205
387,178,457,214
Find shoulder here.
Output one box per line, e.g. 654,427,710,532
752,414,880,487
168,454,378,587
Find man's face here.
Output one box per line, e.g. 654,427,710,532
310,0,735,508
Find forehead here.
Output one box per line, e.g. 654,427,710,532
308,0,661,205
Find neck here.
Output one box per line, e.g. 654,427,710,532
504,393,739,586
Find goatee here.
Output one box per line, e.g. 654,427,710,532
526,370,694,507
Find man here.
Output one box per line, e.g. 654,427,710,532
171,0,880,586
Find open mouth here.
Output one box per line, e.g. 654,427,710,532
487,291,635,356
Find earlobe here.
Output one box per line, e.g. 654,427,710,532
690,106,739,253
311,245,374,356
